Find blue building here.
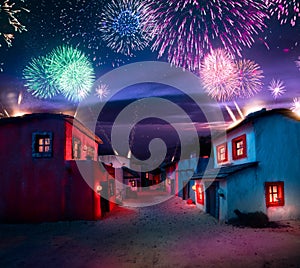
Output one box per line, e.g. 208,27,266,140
192,108,300,222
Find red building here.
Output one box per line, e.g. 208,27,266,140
0,113,116,222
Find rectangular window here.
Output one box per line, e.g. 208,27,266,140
196,184,204,205
32,132,53,158
232,134,247,160
72,138,81,159
86,146,95,160
265,181,284,207
216,143,228,163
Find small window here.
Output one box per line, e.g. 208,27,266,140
232,134,247,160
32,132,53,158
72,138,81,159
265,181,284,207
86,146,95,160
196,184,204,205
216,143,228,163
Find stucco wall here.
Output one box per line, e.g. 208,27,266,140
254,114,300,220
0,117,66,222
222,167,264,221
213,123,256,168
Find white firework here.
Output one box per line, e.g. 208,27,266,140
95,84,110,100
291,97,300,115
268,79,286,99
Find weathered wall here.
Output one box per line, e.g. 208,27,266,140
255,114,300,220
213,123,256,168
0,117,66,222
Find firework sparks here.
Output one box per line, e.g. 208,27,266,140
95,84,110,100
296,56,300,70
23,56,61,99
0,0,29,47
291,97,300,115
235,59,264,98
99,0,155,56
268,79,286,99
49,45,95,102
149,0,268,70
200,49,239,102
267,0,300,26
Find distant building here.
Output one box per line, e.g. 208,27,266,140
192,109,300,221
0,113,116,222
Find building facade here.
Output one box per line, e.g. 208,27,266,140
0,113,116,222
192,109,300,222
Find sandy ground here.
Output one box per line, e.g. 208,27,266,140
1,192,300,268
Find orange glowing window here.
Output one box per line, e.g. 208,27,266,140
265,181,284,207
216,143,228,163
196,184,204,205
32,132,53,158
232,134,247,160
38,137,51,153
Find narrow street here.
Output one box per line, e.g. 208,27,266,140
1,194,300,268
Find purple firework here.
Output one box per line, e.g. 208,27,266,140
267,0,300,26
149,0,269,71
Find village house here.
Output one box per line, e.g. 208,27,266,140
0,113,116,222
192,108,300,222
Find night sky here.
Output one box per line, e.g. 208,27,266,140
0,0,300,161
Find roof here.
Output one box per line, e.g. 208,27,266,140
0,113,103,144
226,108,299,134
192,161,258,179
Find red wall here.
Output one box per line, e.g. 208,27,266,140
0,115,116,222
0,117,66,222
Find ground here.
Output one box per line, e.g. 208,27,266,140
1,192,300,268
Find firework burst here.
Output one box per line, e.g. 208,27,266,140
149,0,268,71
235,59,264,98
296,56,300,70
48,45,95,102
268,79,286,99
267,0,300,26
291,97,300,115
95,84,110,101
200,49,239,102
23,56,60,99
0,0,29,47
99,0,155,56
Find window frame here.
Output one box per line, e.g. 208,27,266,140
232,134,247,160
216,142,228,164
72,137,81,159
265,181,285,207
32,132,53,158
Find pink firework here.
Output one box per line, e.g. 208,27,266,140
267,0,300,26
200,49,239,102
235,59,264,98
268,79,286,99
149,0,269,71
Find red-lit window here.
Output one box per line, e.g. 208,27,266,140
232,134,247,160
265,182,284,207
216,143,228,163
196,184,204,205
32,132,53,158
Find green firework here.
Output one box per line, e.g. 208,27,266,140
23,56,61,99
49,45,95,102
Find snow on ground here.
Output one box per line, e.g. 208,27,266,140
0,192,300,268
